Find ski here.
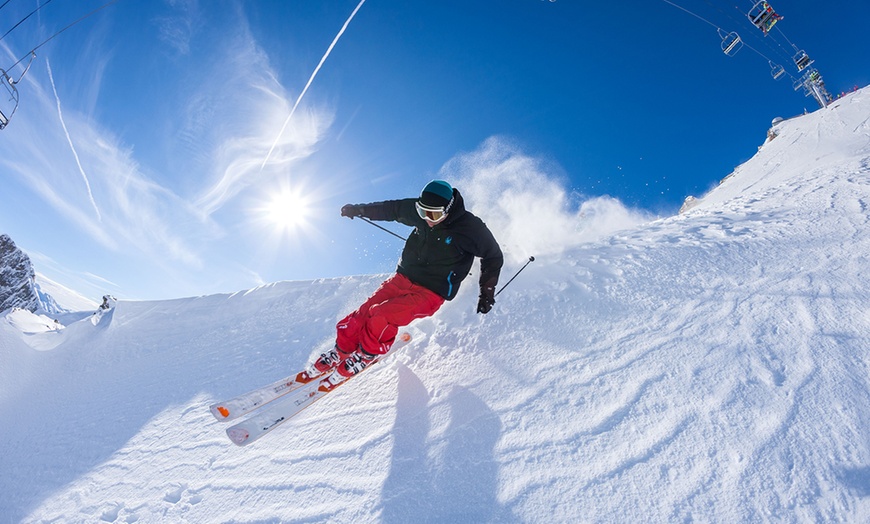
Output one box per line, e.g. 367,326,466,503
209,367,326,422
225,378,338,446
223,332,412,446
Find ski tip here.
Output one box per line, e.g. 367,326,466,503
296,370,321,383
209,404,232,421
227,427,251,446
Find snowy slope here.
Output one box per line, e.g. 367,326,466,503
1,88,869,523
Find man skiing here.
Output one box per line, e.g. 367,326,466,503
313,179,503,380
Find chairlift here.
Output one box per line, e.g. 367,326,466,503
718,30,743,57
792,76,804,92
0,69,20,130
793,50,813,72
794,69,816,94
0,53,35,130
747,1,783,35
795,68,830,108
769,61,785,80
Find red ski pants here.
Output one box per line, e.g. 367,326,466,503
336,273,444,356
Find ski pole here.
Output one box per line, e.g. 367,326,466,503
496,256,535,296
359,217,407,242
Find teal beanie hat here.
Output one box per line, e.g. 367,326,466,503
420,180,454,208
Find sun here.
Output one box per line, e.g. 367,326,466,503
264,189,310,230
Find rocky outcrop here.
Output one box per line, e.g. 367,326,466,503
0,234,39,312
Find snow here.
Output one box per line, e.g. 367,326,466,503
1,87,870,523
3,308,63,335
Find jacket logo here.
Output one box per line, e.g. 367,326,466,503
445,236,453,245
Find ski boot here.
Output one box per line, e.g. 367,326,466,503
297,346,345,382
319,349,378,391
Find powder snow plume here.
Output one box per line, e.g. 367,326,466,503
441,136,652,262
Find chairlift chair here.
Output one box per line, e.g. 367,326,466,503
0,69,20,130
747,1,783,35
769,61,785,80
718,30,743,57
793,50,813,72
793,77,804,92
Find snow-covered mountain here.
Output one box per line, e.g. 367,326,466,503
1,87,869,523
33,273,99,313
0,235,94,316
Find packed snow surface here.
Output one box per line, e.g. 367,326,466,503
2,88,870,523
3,308,63,335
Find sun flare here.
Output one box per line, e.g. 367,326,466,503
264,189,309,230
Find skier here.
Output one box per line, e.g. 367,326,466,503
313,179,503,380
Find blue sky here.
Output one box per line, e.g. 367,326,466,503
0,0,867,302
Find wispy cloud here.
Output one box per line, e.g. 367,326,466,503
0,3,352,295
194,88,331,215
154,0,198,55
191,11,336,215
0,44,209,270
260,0,367,171
192,1,371,217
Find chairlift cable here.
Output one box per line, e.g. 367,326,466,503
704,0,744,28
733,3,796,64
0,0,13,13
0,0,54,43
663,0,824,105
659,0,720,31
738,3,809,75
773,26,799,53
737,38,797,83
662,0,798,84
760,27,796,67
661,0,747,59
724,2,804,77
727,3,793,69
4,0,119,73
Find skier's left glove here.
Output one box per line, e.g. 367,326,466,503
476,286,495,314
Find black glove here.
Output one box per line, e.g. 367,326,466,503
477,286,495,314
341,204,364,219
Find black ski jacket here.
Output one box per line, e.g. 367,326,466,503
355,189,503,301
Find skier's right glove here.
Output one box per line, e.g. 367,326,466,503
341,204,364,219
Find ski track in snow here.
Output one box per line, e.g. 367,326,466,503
2,88,870,523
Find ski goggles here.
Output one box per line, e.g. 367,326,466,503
415,201,448,224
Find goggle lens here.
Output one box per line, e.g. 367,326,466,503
415,201,446,223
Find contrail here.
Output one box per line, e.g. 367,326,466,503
47,58,102,221
260,0,366,171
